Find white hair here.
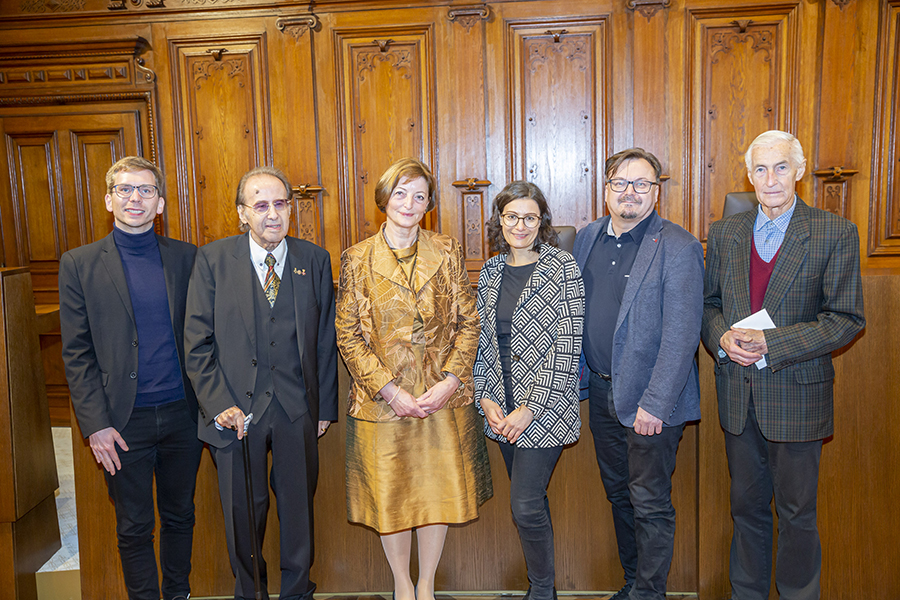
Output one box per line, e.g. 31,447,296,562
744,130,805,171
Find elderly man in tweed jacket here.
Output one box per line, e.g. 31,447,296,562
701,130,865,600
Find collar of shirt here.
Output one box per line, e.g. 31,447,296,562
754,195,797,234
248,235,287,286
604,210,655,243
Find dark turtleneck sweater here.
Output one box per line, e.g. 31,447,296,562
113,226,185,407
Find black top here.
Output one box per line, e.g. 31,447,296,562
497,261,537,412
113,226,185,407
581,213,654,375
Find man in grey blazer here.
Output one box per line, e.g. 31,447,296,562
60,156,203,600
702,131,864,600
185,166,338,600
573,148,704,600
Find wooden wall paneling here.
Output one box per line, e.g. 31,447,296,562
272,15,326,248
870,0,900,261
506,17,609,231
335,24,436,247
169,33,273,246
687,5,801,243
820,274,900,598
440,5,490,280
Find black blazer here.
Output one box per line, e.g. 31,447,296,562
59,231,199,438
184,233,338,448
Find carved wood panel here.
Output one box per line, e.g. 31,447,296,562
507,19,608,230
170,35,273,246
872,0,900,256
688,8,799,241
336,29,435,247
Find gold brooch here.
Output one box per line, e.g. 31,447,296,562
293,267,306,276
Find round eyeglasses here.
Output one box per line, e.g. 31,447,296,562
607,178,659,194
243,200,291,214
501,213,541,228
112,184,159,199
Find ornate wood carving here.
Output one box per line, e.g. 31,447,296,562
831,0,852,7
813,166,857,218
447,4,489,34
0,38,152,89
626,0,671,20
336,28,434,247
291,184,324,244
276,15,321,41
20,0,85,12
509,20,608,228
689,8,796,242
871,1,900,256
452,178,491,281
170,36,272,246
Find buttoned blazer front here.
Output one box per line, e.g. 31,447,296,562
574,212,704,427
701,198,865,442
472,244,584,448
59,231,199,439
184,233,338,448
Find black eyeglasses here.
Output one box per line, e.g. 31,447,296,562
112,184,159,199
242,200,291,214
607,179,659,194
500,213,541,228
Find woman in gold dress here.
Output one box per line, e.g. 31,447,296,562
336,158,491,600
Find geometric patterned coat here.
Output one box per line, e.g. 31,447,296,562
701,197,865,442
473,244,585,448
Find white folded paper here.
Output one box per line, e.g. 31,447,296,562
732,309,776,369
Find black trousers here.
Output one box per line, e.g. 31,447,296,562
104,399,204,600
724,398,822,600
497,441,563,600
588,372,683,600
212,399,318,600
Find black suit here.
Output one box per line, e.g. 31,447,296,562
60,230,203,600
185,233,338,600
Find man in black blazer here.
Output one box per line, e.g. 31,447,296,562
60,156,203,600
185,166,338,600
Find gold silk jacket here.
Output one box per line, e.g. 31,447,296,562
336,226,480,422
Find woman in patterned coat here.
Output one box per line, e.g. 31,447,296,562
336,158,492,600
473,181,585,600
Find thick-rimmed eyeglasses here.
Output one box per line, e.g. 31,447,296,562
112,184,159,199
607,178,659,194
501,213,541,228
242,200,291,214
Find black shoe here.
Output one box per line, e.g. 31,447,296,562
609,582,633,600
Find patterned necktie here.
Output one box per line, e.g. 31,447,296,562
763,220,777,245
264,253,280,307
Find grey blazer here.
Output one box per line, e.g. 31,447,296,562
59,231,198,438
184,233,338,448
473,244,584,448
573,212,704,427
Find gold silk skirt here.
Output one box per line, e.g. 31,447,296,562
345,403,493,533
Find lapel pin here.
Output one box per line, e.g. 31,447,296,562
293,267,306,276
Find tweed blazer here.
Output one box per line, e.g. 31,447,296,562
336,226,480,422
473,245,584,448
60,231,198,438
574,212,704,426
701,197,865,442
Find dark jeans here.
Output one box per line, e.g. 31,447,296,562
498,441,563,600
724,399,822,600
104,399,204,600
588,372,683,600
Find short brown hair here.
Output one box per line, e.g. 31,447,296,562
234,166,293,232
374,158,436,212
106,156,164,198
486,180,559,254
604,147,663,182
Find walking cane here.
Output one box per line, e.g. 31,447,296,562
241,430,264,600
